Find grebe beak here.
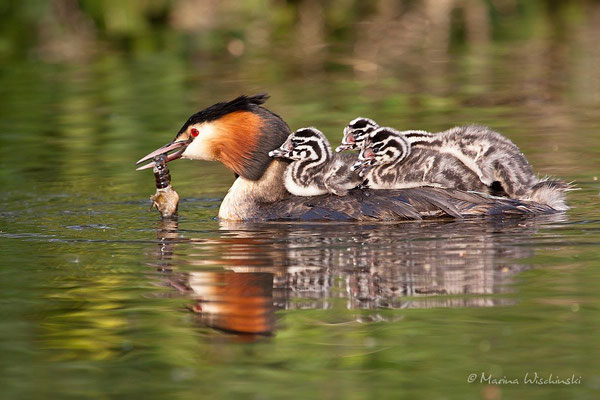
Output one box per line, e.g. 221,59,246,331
351,158,377,172
335,144,353,152
268,148,290,158
135,139,191,170
350,161,365,172
336,130,356,152
269,137,294,158
351,146,375,171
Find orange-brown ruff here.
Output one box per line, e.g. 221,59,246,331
136,94,568,221
205,111,263,177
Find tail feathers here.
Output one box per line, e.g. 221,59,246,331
525,178,572,211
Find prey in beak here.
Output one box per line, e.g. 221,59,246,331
135,139,191,171
335,143,354,152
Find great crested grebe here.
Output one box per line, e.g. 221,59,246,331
268,127,362,196
340,118,570,210
352,127,490,192
135,94,568,221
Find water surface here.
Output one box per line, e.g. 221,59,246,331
1,12,600,399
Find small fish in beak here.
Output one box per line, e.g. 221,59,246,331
150,154,179,219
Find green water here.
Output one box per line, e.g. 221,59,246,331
2,8,600,400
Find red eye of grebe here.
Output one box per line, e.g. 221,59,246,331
190,128,199,137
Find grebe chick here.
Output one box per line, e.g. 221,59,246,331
341,119,568,206
336,117,378,152
336,117,430,152
352,127,489,192
405,125,541,197
400,125,570,209
269,127,361,196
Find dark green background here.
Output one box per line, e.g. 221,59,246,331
1,1,599,399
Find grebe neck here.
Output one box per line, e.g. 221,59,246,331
219,159,290,220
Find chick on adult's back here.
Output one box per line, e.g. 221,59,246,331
352,127,489,193
269,127,361,196
341,118,570,210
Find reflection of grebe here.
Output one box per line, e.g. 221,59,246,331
148,216,565,336
136,94,565,221
149,220,276,336
188,271,274,335
220,221,534,311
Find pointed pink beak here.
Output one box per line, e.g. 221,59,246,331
268,137,294,158
351,147,375,171
135,139,190,170
335,131,356,152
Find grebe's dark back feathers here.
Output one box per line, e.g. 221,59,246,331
252,187,560,222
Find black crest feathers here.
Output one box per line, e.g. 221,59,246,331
177,93,270,135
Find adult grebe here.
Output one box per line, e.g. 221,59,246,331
136,94,566,221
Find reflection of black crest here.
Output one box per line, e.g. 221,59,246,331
176,93,270,135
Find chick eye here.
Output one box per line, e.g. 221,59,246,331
190,128,200,137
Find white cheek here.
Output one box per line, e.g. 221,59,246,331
182,138,214,161
181,124,218,161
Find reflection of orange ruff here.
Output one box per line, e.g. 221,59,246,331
189,271,274,335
